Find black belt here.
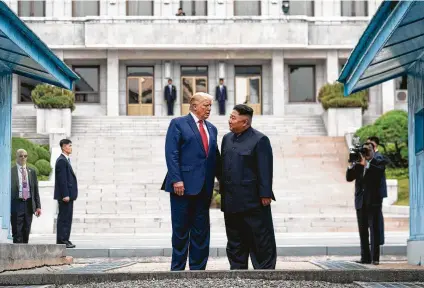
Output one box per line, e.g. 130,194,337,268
19,198,31,202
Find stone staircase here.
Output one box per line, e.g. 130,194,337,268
61,115,408,235
12,117,48,144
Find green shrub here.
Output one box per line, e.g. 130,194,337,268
11,137,39,164
35,159,52,176
318,82,369,112
27,163,39,176
36,146,50,161
31,84,75,111
40,144,50,151
386,168,408,179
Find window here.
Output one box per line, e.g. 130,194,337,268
72,1,99,17
72,66,100,103
234,0,261,16
127,67,154,77
234,66,262,114
181,66,208,107
127,0,154,16
287,0,314,16
396,75,408,90
289,66,316,102
415,108,424,154
179,0,207,16
341,0,368,16
18,1,45,17
18,76,42,103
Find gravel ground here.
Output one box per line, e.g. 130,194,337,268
57,279,358,288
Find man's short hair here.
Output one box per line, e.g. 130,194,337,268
16,149,27,157
189,92,213,105
233,104,253,119
60,139,72,149
364,142,375,150
219,78,224,81
367,136,380,146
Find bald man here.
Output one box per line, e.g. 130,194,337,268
162,92,221,271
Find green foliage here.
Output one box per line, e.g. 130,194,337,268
355,110,408,168
386,168,409,206
40,144,50,151
11,137,52,180
31,84,75,111
318,82,369,111
386,168,408,179
35,159,52,177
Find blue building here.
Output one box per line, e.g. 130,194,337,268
0,1,78,241
339,0,424,264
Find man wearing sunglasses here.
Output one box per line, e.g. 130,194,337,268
10,149,41,243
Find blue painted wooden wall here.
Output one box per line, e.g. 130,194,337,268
0,73,12,237
408,59,424,241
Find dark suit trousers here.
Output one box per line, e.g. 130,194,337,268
356,203,382,262
167,100,174,116
57,200,74,243
224,205,277,270
170,188,211,271
218,101,226,115
11,200,33,243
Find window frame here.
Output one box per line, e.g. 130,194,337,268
18,0,46,17
341,0,369,17
72,65,101,104
288,65,316,103
179,0,208,16
415,108,424,155
18,76,42,104
233,0,261,16
72,0,100,17
126,0,154,16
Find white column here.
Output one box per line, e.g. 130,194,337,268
381,79,395,114
8,0,17,13
272,51,285,116
326,51,339,84
107,50,120,116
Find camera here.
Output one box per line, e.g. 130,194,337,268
348,136,370,163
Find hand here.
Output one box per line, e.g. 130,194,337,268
261,197,272,206
63,196,70,202
358,154,366,166
173,182,185,196
35,209,41,217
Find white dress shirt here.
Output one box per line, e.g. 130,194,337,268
190,112,210,143
16,163,31,197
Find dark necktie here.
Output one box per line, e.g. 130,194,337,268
198,120,209,156
21,167,29,200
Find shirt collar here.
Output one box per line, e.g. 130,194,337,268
16,163,26,170
62,153,70,160
190,112,202,124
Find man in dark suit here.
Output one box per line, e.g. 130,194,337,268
10,149,41,243
220,104,277,270
54,139,78,249
164,78,177,115
366,136,387,246
346,142,387,265
162,92,221,271
215,78,227,115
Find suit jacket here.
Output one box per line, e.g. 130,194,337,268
215,85,227,102
11,165,41,214
162,114,221,196
374,151,388,199
220,127,275,213
54,154,78,201
346,157,386,210
164,85,177,102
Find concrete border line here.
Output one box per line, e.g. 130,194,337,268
65,245,407,258
1,270,424,285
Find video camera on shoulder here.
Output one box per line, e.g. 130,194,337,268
348,136,373,163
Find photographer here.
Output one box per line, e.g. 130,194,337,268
346,142,387,265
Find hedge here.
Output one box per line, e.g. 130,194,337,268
318,82,369,111
11,137,52,180
31,84,76,111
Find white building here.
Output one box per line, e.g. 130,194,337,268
7,0,407,121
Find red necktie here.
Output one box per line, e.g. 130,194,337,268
198,120,209,156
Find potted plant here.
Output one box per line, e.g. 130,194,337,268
31,84,75,137
319,82,368,137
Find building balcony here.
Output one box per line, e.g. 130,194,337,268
23,16,370,49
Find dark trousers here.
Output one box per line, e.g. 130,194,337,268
167,100,174,116
224,205,277,270
11,200,33,243
170,189,211,271
218,101,226,115
57,200,74,244
356,204,382,262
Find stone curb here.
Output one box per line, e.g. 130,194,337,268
65,245,407,258
1,270,424,285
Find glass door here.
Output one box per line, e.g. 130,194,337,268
235,76,262,115
181,76,208,115
127,76,154,116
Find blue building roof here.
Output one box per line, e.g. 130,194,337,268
0,1,79,90
338,0,424,96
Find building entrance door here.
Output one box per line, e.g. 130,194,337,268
181,76,208,115
235,76,262,115
127,76,154,116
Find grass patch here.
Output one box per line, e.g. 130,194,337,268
386,168,409,206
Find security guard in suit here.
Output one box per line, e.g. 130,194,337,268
220,104,277,270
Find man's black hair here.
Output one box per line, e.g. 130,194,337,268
364,142,375,150
367,136,380,146
219,78,224,81
60,139,72,149
233,104,253,119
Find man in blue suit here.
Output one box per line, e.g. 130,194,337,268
164,78,177,115
54,139,78,249
163,92,221,271
215,78,227,115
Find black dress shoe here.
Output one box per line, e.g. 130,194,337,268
355,260,371,264
372,261,379,265
65,243,76,249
